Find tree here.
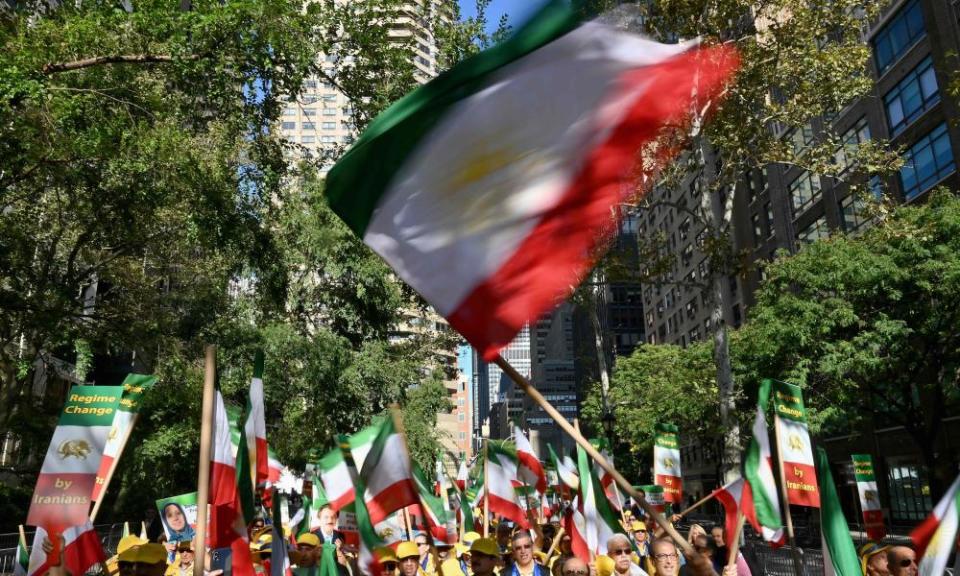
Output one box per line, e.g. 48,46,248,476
734,191,960,499
581,342,720,482
595,0,900,481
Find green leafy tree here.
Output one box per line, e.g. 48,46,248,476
735,191,960,499
582,342,720,482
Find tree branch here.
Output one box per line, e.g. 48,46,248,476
42,53,201,74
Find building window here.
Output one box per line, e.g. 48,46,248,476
840,193,874,233
872,0,925,75
884,56,939,136
303,80,317,89
752,213,762,244
321,135,335,143
797,217,829,245
302,122,316,131
732,304,742,328
322,122,336,129
323,108,337,116
281,122,295,130
787,123,814,156
302,109,316,117
900,123,956,200
301,135,315,144
764,202,774,237
283,108,296,116
835,117,871,173
789,172,822,216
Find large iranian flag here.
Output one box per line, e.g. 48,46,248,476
244,351,269,488
92,374,157,501
743,379,786,546
324,1,738,361
911,471,960,576
771,380,820,507
318,444,355,512
851,454,885,541
347,416,419,525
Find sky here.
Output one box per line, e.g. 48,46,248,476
457,0,544,35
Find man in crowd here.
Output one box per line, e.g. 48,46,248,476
469,538,500,576
650,539,681,576
559,557,589,576
397,542,422,576
413,533,434,575
858,542,890,576
510,530,543,576
311,506,343,545
550,532,574,576
886,546,917,576
607,534,648,576
375,547,399,576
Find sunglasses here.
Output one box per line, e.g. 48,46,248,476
610,549,632,556
382,563,398,570
899,558,917,568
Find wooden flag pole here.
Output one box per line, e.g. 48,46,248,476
194,345,217,576
726,513,746,569
493,355,697,558
402,507,414,541
542,526,565,563
18,524,27,552
772,412,804,576
482,440,490,538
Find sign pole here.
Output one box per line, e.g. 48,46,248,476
772,412,804,576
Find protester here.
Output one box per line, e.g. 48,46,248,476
560,557,589,576
511,530,544,576
413,533,434,575
375,547,399,576
631,522,650,559
886,546,917,576
169,542,196,576
469,538,501,576
397,542,422,576
709,526,751,576
311,505,344,545
119,543,169,576
650,539,680,576
606,534,648,576
858,542,890,576
550,531,574,576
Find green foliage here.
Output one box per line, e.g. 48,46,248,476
735,190,960,494
402,370,455,472
582,342,720,482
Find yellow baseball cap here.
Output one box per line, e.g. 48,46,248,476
462,531,481,545
595,555,615,576
118,543,167,565
396,541,420,560
296,533,321,548
116,535,147,556
469,538,500,558
631,521,646,532
858,542,890,574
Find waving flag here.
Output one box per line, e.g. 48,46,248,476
92,374,156,501
484,441,529,527
816,448,860,576
347,416,419,525
514,426,547,494
572,442,623,558
911,471,960,576
548,444,579,491
28,522,104,576
319,445,356,512
244,352,269,488
324,0,738,361
743,379,786,546
210,388,255,576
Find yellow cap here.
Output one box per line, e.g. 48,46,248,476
118,543,168,565
396,541,420,560
440,558,466,576
630,521,646,532
462,532,481,545
375,546,399,563
858,542,890,574
469,538,500,558
454,543,469,557
296,533,321,548
117,535,147,556
595,555,615,576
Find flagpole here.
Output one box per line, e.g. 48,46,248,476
772,412,804,576
726,513,746,569
194,345,217,576
482,439,490,538
18,524,27,552
675,490,719,518
542,526,565,563
493,355,698,558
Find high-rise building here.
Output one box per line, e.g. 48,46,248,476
471,325,532,444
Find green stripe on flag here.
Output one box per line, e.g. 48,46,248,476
744,379,783,532
325,1,579,236
816,448,860,575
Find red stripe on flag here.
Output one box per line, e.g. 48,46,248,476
487,492,529,529
783,462,820,508
328,490,356,513
63,528,106,576
910,511,941,559
448,45,739,361
92,455,116,501
366,480,419,526
255,438,269,487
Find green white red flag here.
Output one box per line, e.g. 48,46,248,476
483,440,529,528
412,462,451,541
347,416,419,525
92,374,156,501
771,380,819,507
209,388,255,576
743,379,786,546
568,442,622,558
324,0,738,361
911,471,960,576
654,423,682,504
351,476,387,576
28,522,105,576
851,454,886,541
318,443,355,512
547,444,579,492
816,448,861,576
27,385,123,530
244,351,269,488
14,531,29,576
514,425,547,494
